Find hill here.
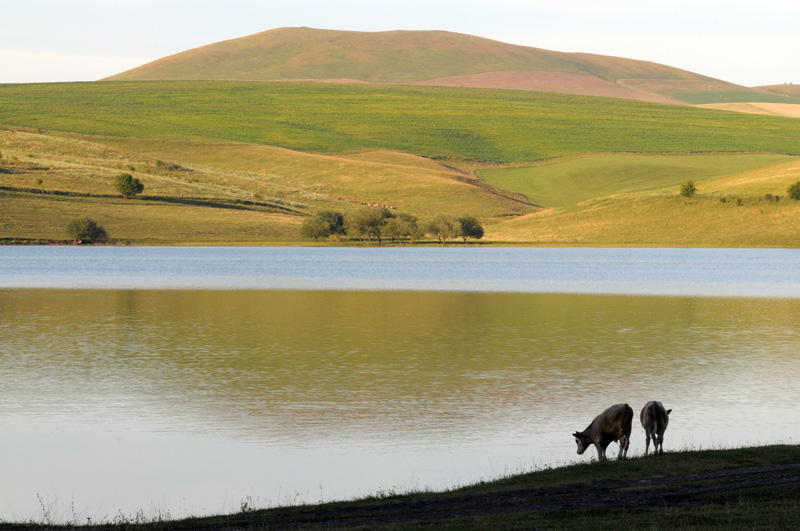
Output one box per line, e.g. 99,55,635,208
2,82,800,246
757,84,800,98
104,27,798,105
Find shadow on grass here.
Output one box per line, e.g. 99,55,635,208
0,186,305,215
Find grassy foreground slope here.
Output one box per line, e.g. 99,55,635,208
4,445,798,529
3,82,800,164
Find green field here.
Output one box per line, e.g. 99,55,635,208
2,81,800,246
3,82,800,163
478,153,797,210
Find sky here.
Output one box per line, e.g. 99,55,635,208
2,0,798,86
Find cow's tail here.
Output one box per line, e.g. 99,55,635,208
649,401,658,433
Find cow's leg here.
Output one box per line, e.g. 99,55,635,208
619,434,629,459
657,431,664,455
644,430,651,457
597,444,607,461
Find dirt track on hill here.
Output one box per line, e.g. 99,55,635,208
198,462,800,530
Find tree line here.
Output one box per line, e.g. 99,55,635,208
301,208,484,244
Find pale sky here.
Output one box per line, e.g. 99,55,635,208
2,0,798,86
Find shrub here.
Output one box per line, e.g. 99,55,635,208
427,214,462,244
680,181,696,198
788,181,800,201
384,213,420,244
114,173,144,198
301,210,346,242
345,207,393,243
457,215,484,242
66,217,108,243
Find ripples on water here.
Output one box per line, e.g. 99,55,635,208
1,247,799,521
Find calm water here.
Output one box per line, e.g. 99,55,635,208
1,247,799,522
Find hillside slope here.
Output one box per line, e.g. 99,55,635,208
104,27,795,105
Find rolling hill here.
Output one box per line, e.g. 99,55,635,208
104,27,799,106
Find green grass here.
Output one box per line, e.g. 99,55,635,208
3,81,800,163
478,153,796,210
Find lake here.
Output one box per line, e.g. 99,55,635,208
1,247,799,522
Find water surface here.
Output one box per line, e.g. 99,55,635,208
1,247,799,521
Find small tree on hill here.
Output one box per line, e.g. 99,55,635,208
457,215,484,243
114,173,144,198
301,210,346,242
427,214,462,244
680,180,697,198
346,207,394,244
788,181,800,201
66,216,108,243
384,213,420,244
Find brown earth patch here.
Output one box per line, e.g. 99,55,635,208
755,84,800,98
402,70,679,104
697,102,800,119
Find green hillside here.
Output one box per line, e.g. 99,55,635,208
2,81,800,246
478,153,796,210
3,81,800,164
102,27,797,105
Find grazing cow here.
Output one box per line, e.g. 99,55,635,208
572,403,633,461
640,400,672,456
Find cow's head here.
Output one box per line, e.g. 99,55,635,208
573,431,589,455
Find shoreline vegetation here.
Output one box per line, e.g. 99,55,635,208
3,444,798,530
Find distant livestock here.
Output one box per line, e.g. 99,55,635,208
640,400,672,456
572,403,633,461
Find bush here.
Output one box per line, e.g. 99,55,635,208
680,180,696,198
301,210,346,242
788,181,800,201
66,217,108,243
427,214,462,244
345,207,393,243
114,172,144,198
457,215,484,242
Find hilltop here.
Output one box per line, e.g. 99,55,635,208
104,27,797,106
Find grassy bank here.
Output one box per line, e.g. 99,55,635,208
4,445,799,530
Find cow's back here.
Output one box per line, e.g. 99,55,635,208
594,403,632,444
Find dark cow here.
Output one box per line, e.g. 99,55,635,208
572,403,633,461
640,400,671,456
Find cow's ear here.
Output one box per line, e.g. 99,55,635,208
573,431,582,438
666,409,672,415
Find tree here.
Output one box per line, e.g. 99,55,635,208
346,207,394,243
427,214,462,244
114,173,144,198
457,215,484,243
300,210,345,242
66,216,108,243
788,181,800,201
680,180,696,198
384,213,419,244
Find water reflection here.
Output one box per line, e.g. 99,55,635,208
1,289,799,519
